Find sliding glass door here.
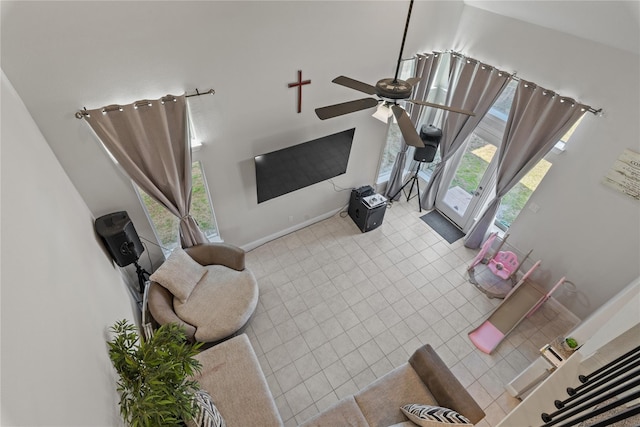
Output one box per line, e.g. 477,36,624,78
433,80,565,234
434,81,515,232
436,131,500,231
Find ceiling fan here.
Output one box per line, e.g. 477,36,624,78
315,0,475,148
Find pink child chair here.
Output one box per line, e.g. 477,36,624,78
488,250,519,280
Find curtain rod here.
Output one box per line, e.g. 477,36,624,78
416,51,603,116
75,88,215,119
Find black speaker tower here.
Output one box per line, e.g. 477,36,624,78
95,211,150,293
389,124,442,212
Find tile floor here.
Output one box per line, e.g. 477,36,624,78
243,199,578,426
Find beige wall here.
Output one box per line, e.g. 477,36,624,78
1,1,637,325
1,72,131,426
0,0,466,270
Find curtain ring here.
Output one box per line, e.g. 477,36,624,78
134,100,153,109
102,105,123,114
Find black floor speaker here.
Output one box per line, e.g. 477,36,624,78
95,211,144,267
348,187,386,233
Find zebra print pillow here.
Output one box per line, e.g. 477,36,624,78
187,390,226,427
401,404,471,426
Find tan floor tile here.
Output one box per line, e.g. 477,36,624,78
275,362,303,393
293,351,322,381
495,391,520,415
314,391,339,413
294,403,319,425
284,382,314,415
245,203,575,426
323,359,351,389
467,381,495,409
478,369,508,400
330,332,356,358
346,322,373,347
304,371,333,402
483,401,508,426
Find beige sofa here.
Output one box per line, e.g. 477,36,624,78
191,333,485,427
148,243,259,344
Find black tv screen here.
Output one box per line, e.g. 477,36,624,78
255,128,355,203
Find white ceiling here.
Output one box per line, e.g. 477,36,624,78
463,0,640,55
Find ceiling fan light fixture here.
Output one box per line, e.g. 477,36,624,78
372,103,392,123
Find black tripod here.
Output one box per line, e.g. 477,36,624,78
389,160,429,212
134,260,151,294
388,124,442,212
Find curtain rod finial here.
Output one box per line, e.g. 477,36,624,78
75,109,89,119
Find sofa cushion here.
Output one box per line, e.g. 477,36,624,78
192,334,283,427
150,247,207,303
174,264,259,342
354,364,438,427
186,389,226,427
298,396,369,427
400,404,471,426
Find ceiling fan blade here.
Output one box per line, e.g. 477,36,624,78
406,76,422,86
332,76,378,95
391,105,424,148
315,98,379,120
409,99,476,116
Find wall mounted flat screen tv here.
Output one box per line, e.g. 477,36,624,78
255,128,355,203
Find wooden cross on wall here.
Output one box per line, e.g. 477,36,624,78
288,70,311,113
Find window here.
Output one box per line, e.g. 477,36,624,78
435,78,584,233
92,101,219,255
479,82,583,231
553,115,584,152
495,156,552,230
377,58,417,182
136,160,219,255
378,122,405,180
377,54,451,184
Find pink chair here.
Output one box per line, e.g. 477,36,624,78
488,250,519,280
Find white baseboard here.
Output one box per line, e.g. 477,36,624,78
241,207,344,252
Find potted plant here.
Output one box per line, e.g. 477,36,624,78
562,337,579,352
107,319,203,427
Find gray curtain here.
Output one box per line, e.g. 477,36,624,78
464,80,589,248
384,52,442,200
420,55,513,209
85,94,209,248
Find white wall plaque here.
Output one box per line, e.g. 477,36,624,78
602,148,640,201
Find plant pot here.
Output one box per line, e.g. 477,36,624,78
561,339,578,352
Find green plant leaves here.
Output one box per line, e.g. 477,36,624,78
107,320,203,427
565,337,578,349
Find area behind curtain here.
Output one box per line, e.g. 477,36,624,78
85,95,209,248
464,81,590,248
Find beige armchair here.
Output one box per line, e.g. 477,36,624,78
147,243,259,344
